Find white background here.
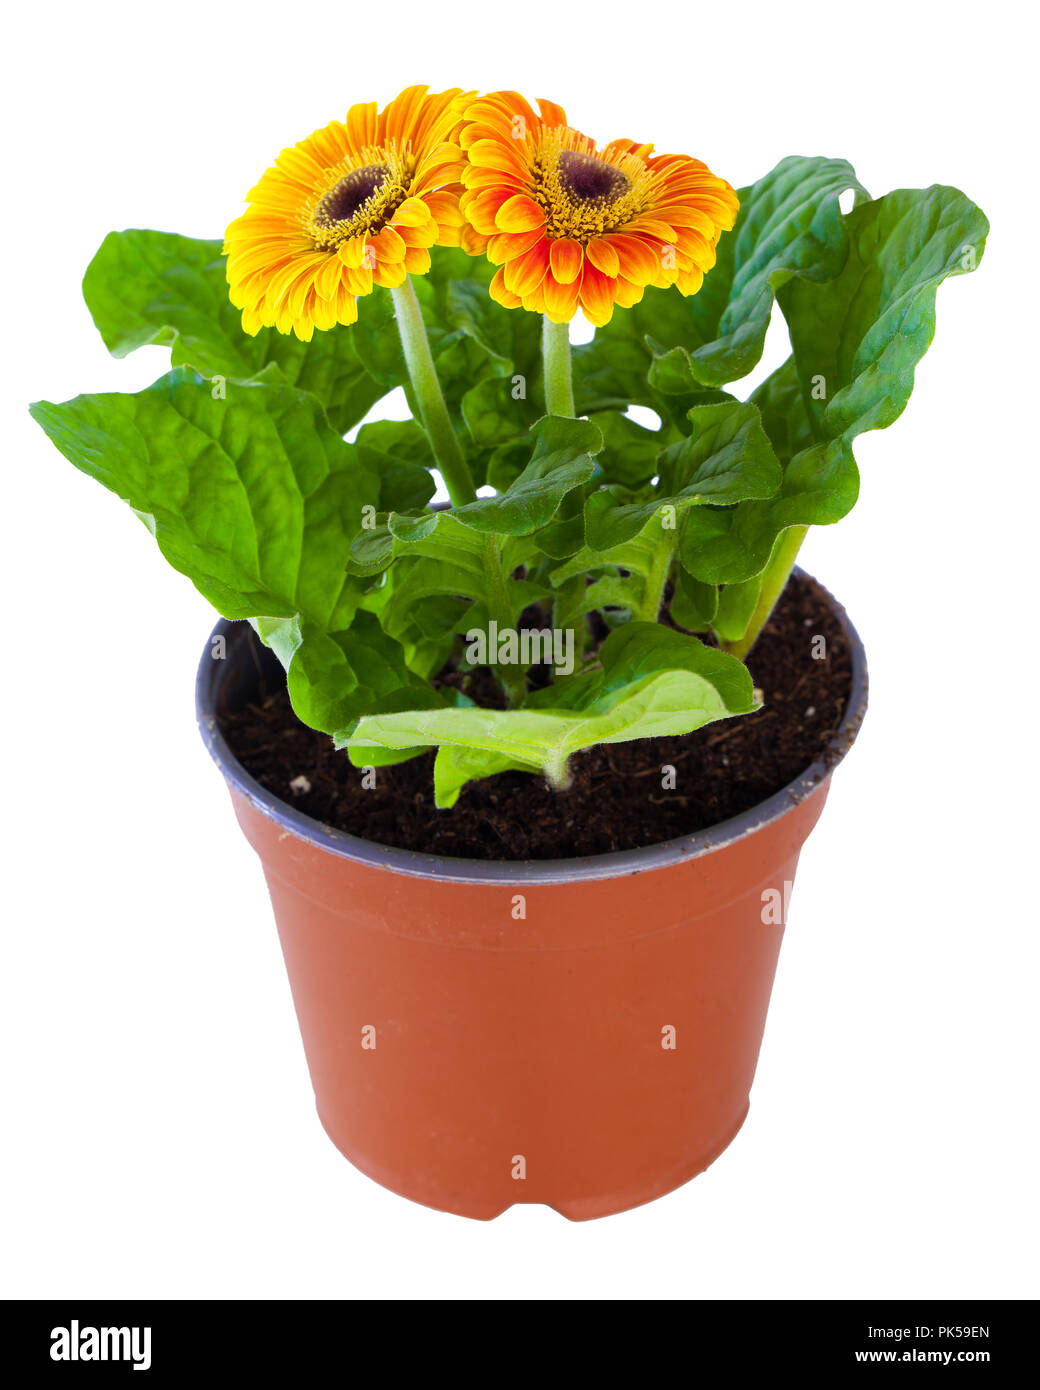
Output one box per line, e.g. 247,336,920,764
2,0,1037,1300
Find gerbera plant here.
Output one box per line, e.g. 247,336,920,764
31,86,987,807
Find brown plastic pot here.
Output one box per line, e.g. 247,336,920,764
197,571,867,1220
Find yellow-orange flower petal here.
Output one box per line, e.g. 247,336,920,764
458,91,738,324
549,238,583,284
489,266,523,310
495,194,546,233
224,85,473,339
586,237,620,278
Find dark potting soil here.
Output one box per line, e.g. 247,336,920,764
220,573,853,860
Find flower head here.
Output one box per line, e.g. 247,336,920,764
225,86,471,340
458,93,739,326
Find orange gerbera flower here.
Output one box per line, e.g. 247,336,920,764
458,93,739,326
225,86,471,341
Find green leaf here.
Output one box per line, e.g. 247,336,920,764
352,419,436,513
461,375,540,449
83,229,388,434
573,156,867,416
352,464,568,700
30,367,428,733
670,570,718,632
449,416,602,536
433,745,527,809
348,622,758,805
781,184,989,438
585,402,782,550
713,577,764,643
573,325,661,415
258,609,445,737
679,437,859,584
588,411,669,489
682,184,988,584
748,355,815,463
647,156,868,390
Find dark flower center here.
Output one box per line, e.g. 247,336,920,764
557,151,629,204
316,164,390,224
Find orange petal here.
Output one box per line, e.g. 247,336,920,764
655,204,717,237
613,277,644,309
373,258,408,288
585,237,620,278
486,226,546,265
368,225,407,263
423,190,465,227
525,279,547,314
465,138,529,176
675,230,716,271
608,234,661,285
542,272,580,322
626,217,678,241
489,266,523,310
336,285,359,323
315,255,344,300
392,196,434,227
337,237,368,269
344,100,378,150
548,238,583,285
404,246,432,275
460,122,510,150
466,92,539,133
495,194,545,233
503,239,550,297
535,97,568,128
461,225,490,256
462,187,512,236
393,219,439,249
312,294,338,332
343,265,374,295
676,267,705,297
462,164,523,191
578,264,617,327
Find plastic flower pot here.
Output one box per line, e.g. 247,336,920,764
196,571,867,1220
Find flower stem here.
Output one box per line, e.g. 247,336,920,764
724,525,809,661
541,317,585,666
542,316,575,417
391,278,476,507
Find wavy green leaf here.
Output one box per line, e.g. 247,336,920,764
83,229,389,434
30,367,429,731
681,184,988,583
586,402,782,550
349,622,758,805
648,156,868,390
573,156,867,416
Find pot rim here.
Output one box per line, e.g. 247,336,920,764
196,567,868,886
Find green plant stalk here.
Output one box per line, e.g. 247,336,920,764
724,524,809,660
394,279,521,704
542,316,575,417
542,315,586,662
482,532,528,707
391,277,476,507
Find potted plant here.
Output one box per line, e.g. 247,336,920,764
30,86,987,1220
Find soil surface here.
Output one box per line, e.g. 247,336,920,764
221,573,853,860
